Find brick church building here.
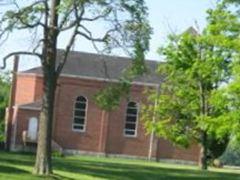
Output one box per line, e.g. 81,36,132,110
5,50,200,163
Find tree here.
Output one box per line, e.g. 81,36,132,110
207,1,240,147
0,0,151,175
142,6,235,169
0,72,10,142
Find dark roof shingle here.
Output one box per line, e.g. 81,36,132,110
22,50,162,85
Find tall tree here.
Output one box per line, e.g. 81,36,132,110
0,0,151,175
142,8,235,169
207,1,240,145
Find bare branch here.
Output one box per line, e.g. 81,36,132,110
56,25,78,76
59,21,77,31
56,2,85,76
18,17,45,29
77,31,107,42
59,5,112,32
81,8,112,22
33,39,44,53
58,8,75,30
0,31,9,47
1,51,42,69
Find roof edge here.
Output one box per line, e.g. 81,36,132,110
17,72,160,87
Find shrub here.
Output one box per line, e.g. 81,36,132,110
220,139,240,166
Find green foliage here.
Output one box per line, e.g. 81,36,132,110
52,150,64,158
208,134,229,160
202,1,240,141
220,138,240,166
143,31,231,146
94,79,131,111
142,1,235,157
0,72,10,141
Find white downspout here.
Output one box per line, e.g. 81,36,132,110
148,85,160,160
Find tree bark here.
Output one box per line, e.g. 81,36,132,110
199,131,208,170
199,81,208,170
33,66,56,175
33,0,60,175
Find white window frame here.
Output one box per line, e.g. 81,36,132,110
124,101,139,137
72,96,88,132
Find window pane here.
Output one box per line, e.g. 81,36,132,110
75,102,86,109
73,96,87,131
128,102,137,108
127,108,137,115
77,96,86,102
73,125,84,130
74,110,85,117
74,117,84,124
125,130,135,135
125,123,136,130
126,115,137,123
124,101,138,136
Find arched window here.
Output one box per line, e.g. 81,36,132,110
73,96,87,132
124,101,138,136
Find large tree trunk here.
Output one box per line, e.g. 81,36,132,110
33,0,60,175
199,131,208,170
199,81,208,170
33,66,56,175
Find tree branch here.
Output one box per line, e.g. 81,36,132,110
55,25,78,76
81,8,112,22
58,8,75,30
1,51,42,69
55,2,85,76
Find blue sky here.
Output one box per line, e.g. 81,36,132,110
0,0,217,71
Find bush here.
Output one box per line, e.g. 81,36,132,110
220,139,240,166
0,72,10,143
52,150,64,158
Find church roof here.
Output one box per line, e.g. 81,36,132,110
22,50,162,85
18,100,42,110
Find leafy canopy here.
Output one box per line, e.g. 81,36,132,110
142,2,236,148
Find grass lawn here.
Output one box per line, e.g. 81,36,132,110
0,151,240,180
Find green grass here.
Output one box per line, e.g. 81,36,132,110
0,151,240,180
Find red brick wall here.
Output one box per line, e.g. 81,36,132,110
13,73,200,162
15,74,43,105
53,77,105,152
34,76,43,100
157,138,200,162
106,86,151,157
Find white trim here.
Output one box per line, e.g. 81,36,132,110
72,95,88,133
18,106,41,111
18,72,159,87
148,85,160,160
12,106,18,151
63,149,106,156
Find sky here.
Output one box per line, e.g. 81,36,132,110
0,0,217,71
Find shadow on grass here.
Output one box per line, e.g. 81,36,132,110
53,158,240,180
0,164,28,174
0,151,239,180
0,153,34,166
45,174,75,180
